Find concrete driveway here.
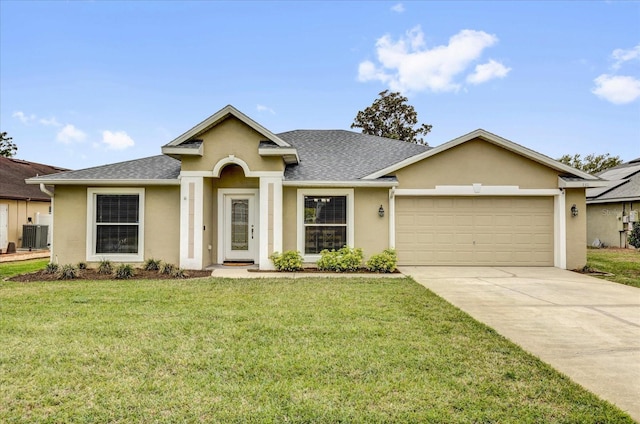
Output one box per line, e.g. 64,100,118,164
400,266,640,421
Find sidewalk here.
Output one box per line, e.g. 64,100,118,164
208,265,406,279
0,249,50,263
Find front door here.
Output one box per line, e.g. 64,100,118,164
223,193,257,262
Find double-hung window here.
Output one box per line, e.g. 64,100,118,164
87,188,144,262
297,189,353,258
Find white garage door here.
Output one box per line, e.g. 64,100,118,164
395,197,554,266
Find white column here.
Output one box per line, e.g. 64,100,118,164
180,176,204,270
389,189,396,249
554,190,567,269
259,176,282,270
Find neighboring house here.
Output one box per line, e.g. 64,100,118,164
27,105,604,270
586,158,640,248
0,157,67,251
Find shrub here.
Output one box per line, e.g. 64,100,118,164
317,246,363,272
57,264,79,280
366,249,398,273
629,225,640,249
143,258,161,271
114,264,135,280
159,262,175,275
97,259,113,275
270,250,304,271
44,262,59,274
171,268,189,279
77,262,87,270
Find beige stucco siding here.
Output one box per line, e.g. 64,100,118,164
180,117,284,173
282,187,297,252
51,186,87,264
565,189,587,270
0,199,51,249
144,186,180,265
587,201,636,249
280,186,389,260
394,139,559,189
51,186,180,266
353,188,389,257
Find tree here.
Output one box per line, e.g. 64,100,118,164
0,132,17,157
351,90,432,145
557,153,622,175
629,224,640,249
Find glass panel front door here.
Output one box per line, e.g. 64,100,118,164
231,199,249,251
224,193,256,262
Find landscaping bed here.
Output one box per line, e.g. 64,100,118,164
7,268,211,282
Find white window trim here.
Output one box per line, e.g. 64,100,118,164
297,189,354,262
86,188,145,262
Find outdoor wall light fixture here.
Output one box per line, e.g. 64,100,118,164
571,204,578,217
378,205,385,217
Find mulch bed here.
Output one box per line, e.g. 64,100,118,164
7,269,212,282
249,267,401,274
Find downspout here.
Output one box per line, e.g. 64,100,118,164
39,184,54,262
39,183,54,198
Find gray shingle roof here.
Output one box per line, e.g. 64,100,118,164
26,131,430,184
28,155,181,182
587,159,640,202
278,130,430,181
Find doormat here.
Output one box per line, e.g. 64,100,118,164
222,262,254,266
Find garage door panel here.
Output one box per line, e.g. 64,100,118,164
396,196,553,266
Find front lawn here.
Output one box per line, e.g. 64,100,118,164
0,277,632,422
0,258,48,279
587,248,640,288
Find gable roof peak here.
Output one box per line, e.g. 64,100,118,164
163,104,291,149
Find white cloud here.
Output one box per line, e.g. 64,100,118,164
256,104,275,114
391,3,405,13
612,44,640,70
466,59,511,84
101,130,134,150
12,111,36,124
39,117,61,127
357,26,509,93
56,124,87,144
592,74,640,104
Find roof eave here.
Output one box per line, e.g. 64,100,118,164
558,178,609,188
258,147,300,165
161,144,203,157
282,180,398,188
587,196,640,204
25,178,180,186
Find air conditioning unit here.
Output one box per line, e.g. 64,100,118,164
22,225,49,249
630,210,639,223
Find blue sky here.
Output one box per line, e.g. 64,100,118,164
1,1,639,170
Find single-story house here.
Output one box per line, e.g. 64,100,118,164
586,158,640,248
1,157,66,252
27,105,604,270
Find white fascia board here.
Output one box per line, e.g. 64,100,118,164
587,197,640,204
282,180,399,188
393,186,560,196
164,105,291,148
558,177,610,188
25,179,180,186
161,145,203,156
363,129,598,181
258,147,300,164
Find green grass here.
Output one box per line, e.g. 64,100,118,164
587,248,640,288
0,258,48,279
0,277,632,423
